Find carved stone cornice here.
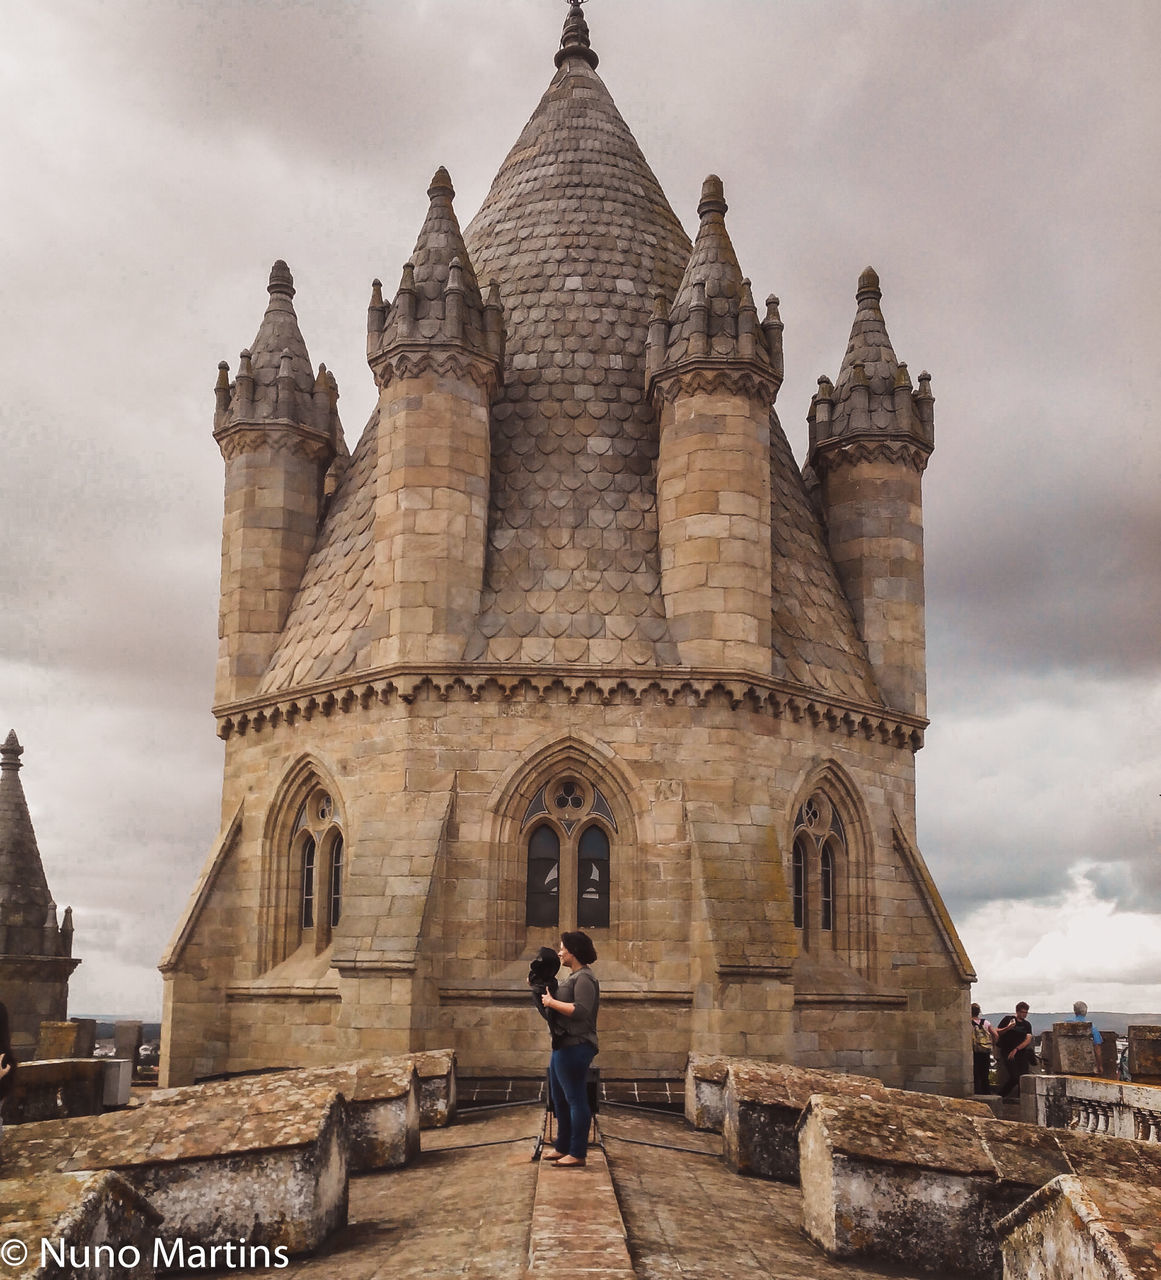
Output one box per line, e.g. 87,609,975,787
213,662,927,753
214,419,335,464
648,358,778,409
369,342,501,397
810,435,931,476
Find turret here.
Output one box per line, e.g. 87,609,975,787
212,262,342,705
646,176,781,672
0,731,80,1050
807,268,935,716
367,168,503,664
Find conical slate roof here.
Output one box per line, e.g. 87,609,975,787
461,29,692,665
243,262,317,417
663,175,773,371
832,267,902,422
0,731,53,928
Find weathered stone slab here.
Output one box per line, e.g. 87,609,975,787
35,1022,81,1061
0,1170,162,1279
1054,1022,1101,1076
722,1058,993,1182
112,1021,143,1070
999,1174,1161,1280
153,1055,420,1172
69,1018,97,1059
4,1059,106,1124
413,1048,457,1128
798,1095,1001,1276
3,1080,349,1255
684,1053,730,1131
797,1097,1082,1276
1129,1026,1161,1085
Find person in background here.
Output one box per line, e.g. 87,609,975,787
1069,1000,1103,1046
970,1002,998,1094
0,1002,16,1140
997,1001,1034,1101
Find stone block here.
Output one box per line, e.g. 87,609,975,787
5,1058,106,1124
999,1174,1161,1280
684,1053,730,1131
1052,1022,1101,1076
723,1059,889,1181
413,1048,457,1128
1128,1025,1161,1084
69,1019,97,1058
721,1058,992,1182
0,1170,163,1279
796,1096,1055,1276
4,1080,350,1256
149,1055,421,1171
36,1022,82,1060
112,1022,143,1068
102,1059,133,1108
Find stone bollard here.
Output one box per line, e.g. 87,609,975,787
114,1020,144,1074
36,1020,82,1059
70,1017,97,1057
1127,1025,1161,1084
1051,1022,1100,1076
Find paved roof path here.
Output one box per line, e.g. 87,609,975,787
200,1103,927,1279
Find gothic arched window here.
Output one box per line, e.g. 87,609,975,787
791,791,845,947
522,774,616,932
292,786,344,950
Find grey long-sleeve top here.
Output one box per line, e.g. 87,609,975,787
555,966,599,1052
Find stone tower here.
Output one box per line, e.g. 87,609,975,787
807,267,936,717
0,731,79,1053
162,5,974,1093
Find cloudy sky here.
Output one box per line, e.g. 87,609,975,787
1,0,1157,1021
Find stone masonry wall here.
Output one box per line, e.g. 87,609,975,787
163,681,968,1089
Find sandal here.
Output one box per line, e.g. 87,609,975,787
552,1157,586,1168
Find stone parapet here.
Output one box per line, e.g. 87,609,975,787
798,1092,1161,1277
1027,1072,1161,1142
4,1080,350,1255
0,1170,163,1279
999,1173,1161,1280
4,1058,106,1124
1129,1025,1161,1084
149,1055,422,1172
722,1058,992,1182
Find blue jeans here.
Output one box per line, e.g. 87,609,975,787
548,1042,597,1158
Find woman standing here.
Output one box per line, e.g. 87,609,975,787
540,931,599,1169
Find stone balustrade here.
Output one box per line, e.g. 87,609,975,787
1027,1073,1161,1143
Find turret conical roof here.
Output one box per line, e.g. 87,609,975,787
0,731,53,928
244,262,317,415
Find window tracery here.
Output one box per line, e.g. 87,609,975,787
791,790,845,947
522,774,615,930
291,785,344,949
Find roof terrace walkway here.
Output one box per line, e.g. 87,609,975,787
203,1103,923,1280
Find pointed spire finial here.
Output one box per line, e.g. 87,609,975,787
268,260,295,299
857,266,881,302
2,730,22,769
428,166,455,203
697,175,728,219
556,0,599,71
